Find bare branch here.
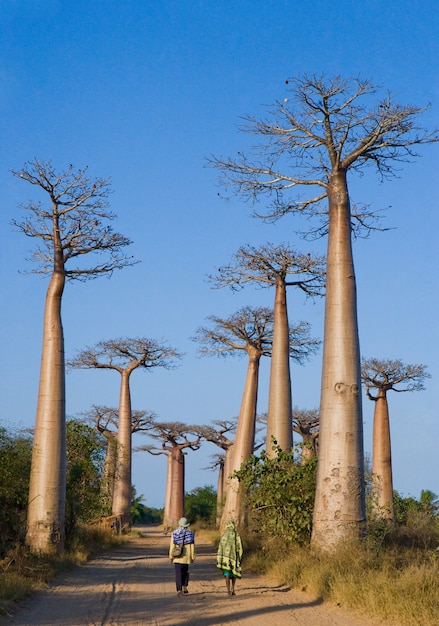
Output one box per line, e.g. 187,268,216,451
361,357,430,394
192,306,274,358
208,242,326,298
11,159,138,280
209,74,438,224
68,337,182,373
81,404,156,434
145,421,203,450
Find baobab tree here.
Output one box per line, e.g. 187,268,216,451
361,358,430,522
210,243,324,456
210,75,438,549
293,407,320,463
207,454,226,526
194,306,317,528
194,307,273,531
142,421,202,528
196,419,236,525
83,405,155,514
11,159,136,553
194,307,273,528
68,338,180,531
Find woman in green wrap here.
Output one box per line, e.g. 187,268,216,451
216,520,243,596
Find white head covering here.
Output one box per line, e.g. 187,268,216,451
178,517,190,528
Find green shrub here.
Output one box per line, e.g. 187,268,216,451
185,485,217,525
234,447,317,545
0,427,32,555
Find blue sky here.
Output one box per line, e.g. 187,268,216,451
1,0,438,508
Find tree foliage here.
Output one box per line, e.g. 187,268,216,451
193,306,274,357
130,487,163,524
234,446,317,545
393,490,439,525
185,485,217,524
292,407,320,461
65,420,106,537
0,427,32,553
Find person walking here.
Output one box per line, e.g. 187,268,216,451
169,517,195,596
216,520,243,596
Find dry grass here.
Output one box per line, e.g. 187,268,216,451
266,542,439,626
194,526,221,546
0,525,127,616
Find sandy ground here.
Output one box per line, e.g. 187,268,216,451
0,526,383,626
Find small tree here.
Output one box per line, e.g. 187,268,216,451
69,338,179,530
12,159,136,553
361,357,430,522
210,243,324,456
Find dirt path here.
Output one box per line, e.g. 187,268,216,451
1,527,381,626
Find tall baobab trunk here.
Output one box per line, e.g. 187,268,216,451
266,278,292,457
163,452,173,528
312,170,365,550
112,370,132,531
220,348,260,531
371,389,394,521
300,438,317,464
100,433,117,513
216,459,225,527
168,447,185,528
26,250,66,553
223,444,234,495
217,443,234,527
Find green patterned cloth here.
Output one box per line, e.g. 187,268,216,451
216,521,243,578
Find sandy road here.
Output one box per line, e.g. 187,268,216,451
1,526,380,626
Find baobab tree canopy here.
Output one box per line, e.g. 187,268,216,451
194,306,275,357
361,358,430,396
68,337,182,373
210,243,326,296
12,159,136,280
211,75,438,220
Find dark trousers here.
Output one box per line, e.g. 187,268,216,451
174,563,189,590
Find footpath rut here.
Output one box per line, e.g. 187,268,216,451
0,526,381,626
